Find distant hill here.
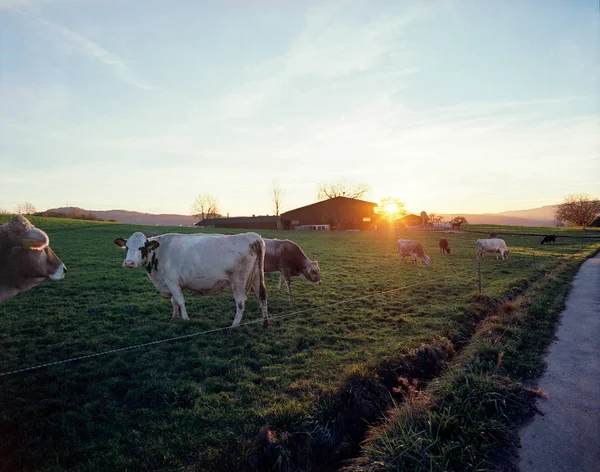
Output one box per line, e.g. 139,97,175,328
44,207,198,226
441,205,558,227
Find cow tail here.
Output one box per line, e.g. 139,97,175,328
257,239,267,302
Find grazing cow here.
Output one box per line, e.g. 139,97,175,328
476,238,510,260
0,215,66,301
541,235,556,245
489,232,498,238
114,232,268,327
438,238,451,254
264,238,322,295
397,239,431,265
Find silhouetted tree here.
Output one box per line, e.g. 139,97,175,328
555,194,600,230
317,179,370,200
428,213,444,224
451,216,468,229
15,202,36,215
271,179,283,216
191,194,220,220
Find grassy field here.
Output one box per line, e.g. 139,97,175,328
1,216,598,471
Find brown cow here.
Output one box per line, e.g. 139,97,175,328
0,215,66,301
397,239,431,265
264,239,321,295
489,232,498,238
438,238,451,254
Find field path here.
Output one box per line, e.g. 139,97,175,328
518,252,600,472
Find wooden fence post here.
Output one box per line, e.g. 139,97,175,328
478,260,482,294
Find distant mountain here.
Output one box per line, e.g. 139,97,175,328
44,207,198,226
441,205,558,227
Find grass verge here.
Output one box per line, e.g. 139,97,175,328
248,253,594,472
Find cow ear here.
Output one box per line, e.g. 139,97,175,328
114,238,127,248
23,228,49,251
311,260,319,268
146,240,160,251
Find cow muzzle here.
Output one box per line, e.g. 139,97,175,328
49,264,67,281
123,260,137,268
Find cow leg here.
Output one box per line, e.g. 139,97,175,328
170,296,181,320
168,285,189,321
231,290,247,327
277,274,283,291
253,274,269,328
281,270,292,296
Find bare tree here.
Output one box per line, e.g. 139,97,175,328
0,208,9,214
191,194,220,220
555,194,600,230
271,179,283,216
15,202,36,215
317,179,370,200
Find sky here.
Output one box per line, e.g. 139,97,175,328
1,0,598,217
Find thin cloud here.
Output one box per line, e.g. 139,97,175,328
213,2,424,120
11,6,157,91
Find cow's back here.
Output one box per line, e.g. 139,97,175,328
397,239,425,256
155,232,263,292
265,239,308,274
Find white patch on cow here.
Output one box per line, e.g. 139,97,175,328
48,264,66,280
121,232,148,268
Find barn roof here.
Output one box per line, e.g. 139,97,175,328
281,196,377,217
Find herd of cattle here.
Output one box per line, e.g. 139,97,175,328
0,215,558,327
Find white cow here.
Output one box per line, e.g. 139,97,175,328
397,239,431,265
114,232,268,327
476,238,510,260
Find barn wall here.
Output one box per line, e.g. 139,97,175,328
281,198,377,230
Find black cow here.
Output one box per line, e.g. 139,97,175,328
541,235,556,245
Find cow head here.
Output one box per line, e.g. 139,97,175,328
304,260,322,285
423,255,431,265
502,250,510,260
0,215,66,301
114,232,160,268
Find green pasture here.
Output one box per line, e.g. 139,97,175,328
1,216,598,471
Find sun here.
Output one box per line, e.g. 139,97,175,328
384,202,399,216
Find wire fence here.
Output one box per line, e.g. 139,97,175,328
2,245,597,379
0,273,462,378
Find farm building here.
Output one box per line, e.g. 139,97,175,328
395,214,422,226
195,216,282,230
281,196,378,230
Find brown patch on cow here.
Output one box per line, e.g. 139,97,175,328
249,240,262,256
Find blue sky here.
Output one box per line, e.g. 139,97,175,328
1,0,598,216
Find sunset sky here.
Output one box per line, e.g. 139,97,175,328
1,0,598,217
